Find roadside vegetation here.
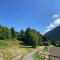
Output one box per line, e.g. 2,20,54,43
33,52,44,60
0,40,32,60
0,25,59,60
0,25,51,48
33,46,54,60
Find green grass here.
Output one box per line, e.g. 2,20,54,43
33,46,50,60
0,39,32,60
0,39,20,49
43,47,48,52
33,52,44,60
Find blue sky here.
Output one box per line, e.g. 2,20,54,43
0,0,60,34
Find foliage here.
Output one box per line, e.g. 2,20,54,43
0,25,19,40
20,30,26,42
33,52,44,60
0,25,52,48
19,28,43,48
45,26,60,46
25,28,42,48
42,36,51,46
0,25,11,39
11,27,17,39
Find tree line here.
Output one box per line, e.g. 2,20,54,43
0,25,19,39
19,28,50,48
0,25,50,48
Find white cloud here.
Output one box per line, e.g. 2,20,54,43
53,18,60,25
47,23,55,29
43,14,60,34
52,14,59,19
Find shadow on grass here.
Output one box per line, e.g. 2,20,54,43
19,41,32,48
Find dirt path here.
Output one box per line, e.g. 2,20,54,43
0,53,5,60
12,54,23,60
23,52,34,60
23,47,44,60
12,47,44,60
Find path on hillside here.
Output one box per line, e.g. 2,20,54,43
23,47,44,60
12,54,24,60
12,47,44,60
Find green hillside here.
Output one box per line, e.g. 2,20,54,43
45,26,60,46
0,40,30,60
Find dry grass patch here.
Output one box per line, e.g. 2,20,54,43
0,40,30,60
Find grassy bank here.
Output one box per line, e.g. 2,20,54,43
33,52,44,60
33,46,50,60
0,39,32,60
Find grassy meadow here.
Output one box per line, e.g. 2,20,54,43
0,39,32,60
33,46,53,60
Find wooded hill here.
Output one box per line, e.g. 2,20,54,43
1,25,60,48
0,25,44,48
45,26,60,46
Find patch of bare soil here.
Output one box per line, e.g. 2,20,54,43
48,47,60,60
0,53,5,60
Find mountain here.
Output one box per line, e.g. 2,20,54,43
45,26,60,41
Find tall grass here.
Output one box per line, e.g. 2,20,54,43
33,52,44,60
0,39,30,60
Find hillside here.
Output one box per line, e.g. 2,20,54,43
45,26,60,40
0,39,31,60
45,26,60,45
